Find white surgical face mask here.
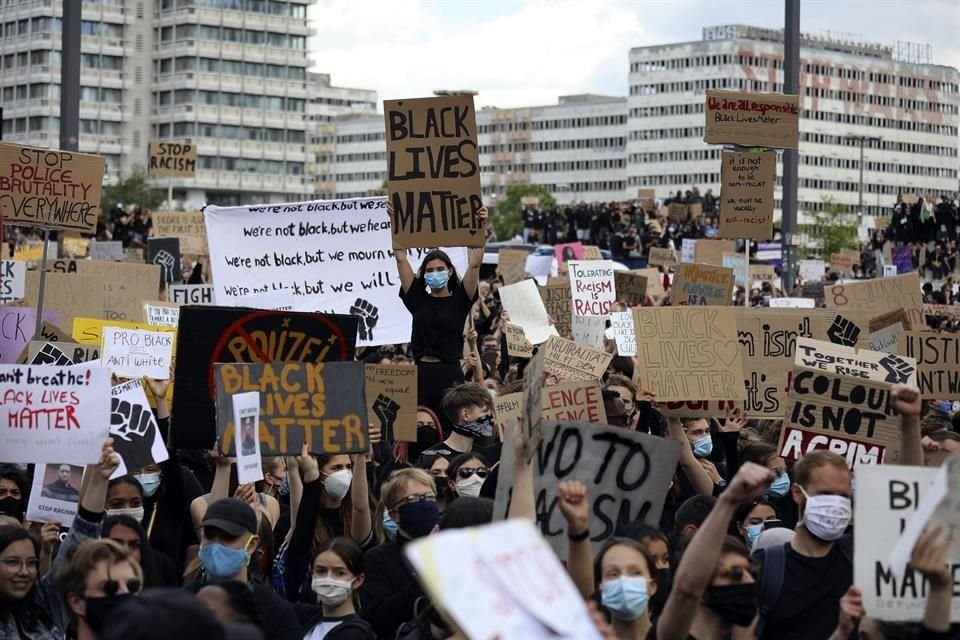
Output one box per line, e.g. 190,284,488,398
454,473,485,498
799,487,851,541
322,469,353,502
311,576,353,606
106,506,145,523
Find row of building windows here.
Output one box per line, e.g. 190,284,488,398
477,115,627,134
155,89,305,112
197,156,303,174
155,56,306,80
1,116,122,136
156,121,305,142
157,24,306,49
1,18,125,39
1,51,126,71
630,116,958,140
160,0,307,18
529,159,626,172
0,84,124,103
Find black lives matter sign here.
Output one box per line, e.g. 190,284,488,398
383,95,483,249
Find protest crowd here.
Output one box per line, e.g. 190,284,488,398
1,91,960,640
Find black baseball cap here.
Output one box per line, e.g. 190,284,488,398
200,498,257,537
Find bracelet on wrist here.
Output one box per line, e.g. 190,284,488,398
567,528,590,542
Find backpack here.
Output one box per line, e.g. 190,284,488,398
325,618,376,640
755,538,852,638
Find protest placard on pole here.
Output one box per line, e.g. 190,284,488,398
540,335,611,382
704,90,800,148
0,143,105,234
364,364,417,443
778,338,917,468
76,261,161,323
670,263,734,306
153,211,208,256
614,271,647,306
101,327,174,379
718,150,776,239
26,463,85,527
215,361,368,456
647,247,677,267
142,301,180,328
609,311,636,356
568,260,615,317
110,379,169,476
504,323,534,358
148,238,182,287
498,279,558,345
0,260,26,304
722,252,748,289
539,282,571,338
497,248,528,286
231,391,263,484
0,363,111,464
694,239,735,266
494,421,680,557
634,307,745,401
168,284,214,306
825,272,924,332
0,306,61,363
383,95,483,249
898,332,960,399
148,141,197,177
854,464,960,622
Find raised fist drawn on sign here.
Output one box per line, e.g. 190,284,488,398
350,298,379,341
110,397,158,472
32,343,72,366
879,355,915,384
827,315,860,347
154,250,177,284
373,393,400,441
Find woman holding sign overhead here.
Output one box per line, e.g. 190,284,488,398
387,202,488,430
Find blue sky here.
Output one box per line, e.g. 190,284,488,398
309,0,960,108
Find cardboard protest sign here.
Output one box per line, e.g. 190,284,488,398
667,203,687,223
28,341,98,365
24,272,105,331
364,364,417,442
26,463,85,526
0,363,111,464
778,338,917,468
148,141,196,177
825,272,924,332
0,261,26,304
769,297,815,308
798,259,825,283
499,279,558,345
634,307,746,401
153,211,208,255
62,235,89,258
0,306,61,363
868,309,905,355
898,332,960,399
555,242,584,275
495,422,680,557
647,247,676,267
924,304,960,323
519,196,540,207
142,301,180,328
540,335,611,382
581,245,603,261
110,379,169,475
855,465,960,622
0,143,105,234
405,520,602,640
722,252,748,289
497,248,529,285
694,239,735,266
613,271,647,306
215,361,368,456
101,328,174,379
29,342,73,366
718,150,776,239
148,238,181,286
541,380,607,424
76,261,161,323
492,392,522,438
830,253,854,274
504,323,534,358
568,260,615,317
658,400,738,419
383,95,483,248
90,241,123,262
171,306,358,449
749,264,777,285
689,203,703,218
571,315,606,350
539,283,572,339
521,348,545,459
637,188,656,211
46,259,79,274
15,323,72,364
204,196,467,347
634,268,665,297
232,391,262,484
168,284,214,306
704,90,800,149
609,311,636,356
670,263,734,306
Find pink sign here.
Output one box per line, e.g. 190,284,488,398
0,306,62,363
554,242,584,275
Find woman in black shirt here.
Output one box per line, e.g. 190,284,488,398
388,204,487,427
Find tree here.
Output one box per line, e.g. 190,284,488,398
798,196,860,260
100,169,164,218
491,184,557,241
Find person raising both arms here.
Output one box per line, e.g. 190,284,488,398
386,201,488,428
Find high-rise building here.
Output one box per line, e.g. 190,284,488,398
628,25,960,219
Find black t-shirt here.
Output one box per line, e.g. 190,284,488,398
755,536,853,640
400,280,477,363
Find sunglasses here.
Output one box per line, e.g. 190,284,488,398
102,577,142,597
392,492,437,509
457,467,489,480
715,563,759,583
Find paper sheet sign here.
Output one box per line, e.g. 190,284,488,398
499,279,558,345
778,338,917,468
26,463,85,527
142,301,180,328
383,95,483,249
540,335,612,382
232,391,263,484
609,312,636,356
570,315,606,350
0,364,111,464
215,361,368,456
704,90,800,149
168,284,214,306
0,143,105,234
364,364,417,442
101,328,174,380
110,379,169,475
568,260,615,316
0,260,26,304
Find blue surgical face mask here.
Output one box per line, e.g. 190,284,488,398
382,511,399,541
744,523,763,548
134,472,161,498
692,435,713,458
601,576,649,620
767,473,791,498
198,541,251,579
424,270,449,290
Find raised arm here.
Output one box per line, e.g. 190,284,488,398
350,453,372,545
507,418,535,521
81,437,122,515
891,384,923,466
557,481,593,599
461,207,488,298
666,417,714,496
386,202,415,293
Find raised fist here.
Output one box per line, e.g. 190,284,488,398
879,355,915,384
373,394,399,440
827,315,860,347
349,298,379,341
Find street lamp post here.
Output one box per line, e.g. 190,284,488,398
845,135,881,216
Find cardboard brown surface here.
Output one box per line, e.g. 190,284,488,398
648,247,677,267
614,272,647,305
148,141,197,177
898,332,960,399
153,211,208,256
694,239,736,266
540,335,611,382
76,261,161,322
749,265,777,284
539,283,572,338
24,271,106,331
364,364,418,442
504,323,534,358
668,203,687,222
704,90,800,149
634,268,665,298
718,150,775,240
384,95,483,249
497,248,528,286
825,273,924,332
670,263,734,306
522,348,545,459
581,245,603,260
0,142,105,233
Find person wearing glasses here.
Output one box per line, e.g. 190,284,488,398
0,438,120,640
444,453,491,500
360,468,439,638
